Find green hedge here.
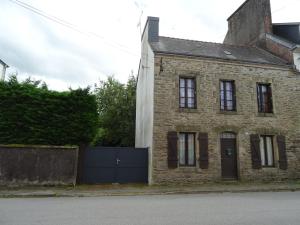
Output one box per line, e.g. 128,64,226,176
0,77,98,145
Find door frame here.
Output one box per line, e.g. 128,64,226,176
220,132,239,180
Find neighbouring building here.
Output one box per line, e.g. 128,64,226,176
0,59,8,81
135,0,300,184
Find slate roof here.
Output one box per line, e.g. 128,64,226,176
150,36,290,66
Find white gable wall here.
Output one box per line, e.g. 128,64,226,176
135,21,155,184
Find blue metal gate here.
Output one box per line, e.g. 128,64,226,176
82,147,148,184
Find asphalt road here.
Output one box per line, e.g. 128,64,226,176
0,191,300,225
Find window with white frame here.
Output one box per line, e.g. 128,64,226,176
179,133,195,166
220,80,236,111
259,135,274,167
179,78,196,108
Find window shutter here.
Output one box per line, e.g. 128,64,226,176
250,134,262,169
198,133,209,169
277,135,288,170
233,82,236,111
267,85,273,113
257,85,261,112
167,131,178,169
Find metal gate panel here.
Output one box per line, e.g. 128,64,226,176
116,148,148,183
83,148,117,184
82,147,148,184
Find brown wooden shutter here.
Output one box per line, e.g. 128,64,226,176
277,135,288,170
167,131,178,169
250,134,262,169
232,82,237,111
267,85,273,113
198,133,209,169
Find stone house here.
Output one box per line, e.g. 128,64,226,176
135,0,300,184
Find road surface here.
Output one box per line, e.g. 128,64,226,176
0,191,300,225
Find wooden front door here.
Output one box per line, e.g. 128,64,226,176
221,133,238,179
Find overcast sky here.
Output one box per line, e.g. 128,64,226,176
0,0,299,90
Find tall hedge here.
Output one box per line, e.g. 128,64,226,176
0,76,98,145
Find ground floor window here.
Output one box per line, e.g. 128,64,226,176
259,135,274,167
179,133,195,166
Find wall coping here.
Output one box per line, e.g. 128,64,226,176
0,144,78,150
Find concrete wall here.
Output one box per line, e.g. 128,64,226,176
0,145,78,186
135,19,155,184
224,0,272,46
151,54,300,184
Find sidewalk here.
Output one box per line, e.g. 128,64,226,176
1,181,300,198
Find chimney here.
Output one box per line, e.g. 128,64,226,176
224,0,272,46
142,17,159,43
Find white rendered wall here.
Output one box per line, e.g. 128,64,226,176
293,51,300,72
0,63,5,81
135,22,155,184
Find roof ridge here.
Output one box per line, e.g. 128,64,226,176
273,22,300,25
266,33,297,48
159,36,257,49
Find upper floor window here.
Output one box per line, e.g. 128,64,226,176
179,77,196,108
220,80,236,111
257,83,273,113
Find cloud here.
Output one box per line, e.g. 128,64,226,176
0,0,299,90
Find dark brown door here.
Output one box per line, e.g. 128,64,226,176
221,134,238,179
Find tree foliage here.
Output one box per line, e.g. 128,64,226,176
94,75,136,147
0,75,98,145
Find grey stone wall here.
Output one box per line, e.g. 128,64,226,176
0,145,78,186
151,54,300,184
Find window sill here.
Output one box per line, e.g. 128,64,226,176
218,110,238,115
261,165,276,168
178,108,199,113
257,113,275,117
178,166,197,169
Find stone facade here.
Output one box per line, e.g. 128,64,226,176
136,1,300,185
150,55,300,184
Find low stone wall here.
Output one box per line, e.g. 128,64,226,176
0,145,78,186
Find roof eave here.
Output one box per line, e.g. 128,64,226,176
153,51,292,69
273,22,300,26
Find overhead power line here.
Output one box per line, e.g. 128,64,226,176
8,0,139,57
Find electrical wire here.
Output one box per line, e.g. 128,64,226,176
8,0,140,57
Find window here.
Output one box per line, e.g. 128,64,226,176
259,135,274,167
179,78,196,108
220,80,236,111
179,133,195,166
257,83,273,113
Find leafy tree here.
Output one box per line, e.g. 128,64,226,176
94,75,136,147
